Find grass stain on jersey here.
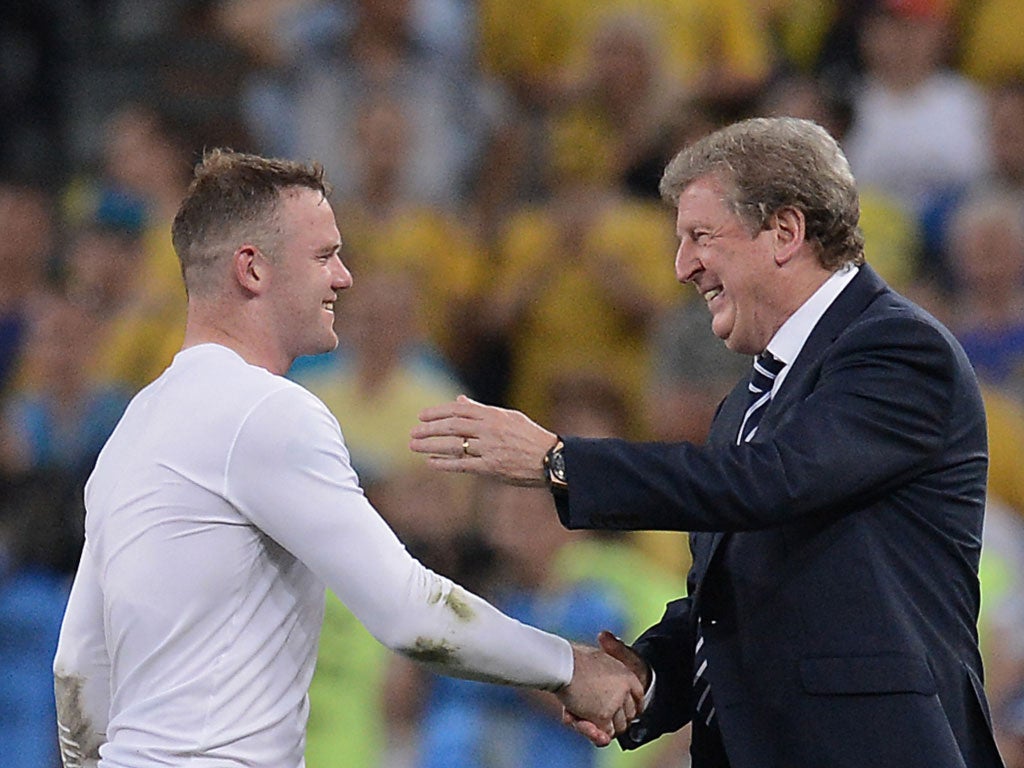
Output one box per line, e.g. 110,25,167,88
400,639,520,686
403,637,458,665
444,587,474,621
55,673,104,765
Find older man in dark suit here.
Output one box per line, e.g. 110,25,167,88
410,117,1004,767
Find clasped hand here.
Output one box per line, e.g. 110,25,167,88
556,631,650,747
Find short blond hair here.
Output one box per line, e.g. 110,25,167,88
171,149,329,294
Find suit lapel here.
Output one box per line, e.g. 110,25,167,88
692,265,890,584
692,378,749,584
758,264,888,424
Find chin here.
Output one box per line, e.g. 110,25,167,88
319,334,339,354
719,329,751,355
301,336,338,359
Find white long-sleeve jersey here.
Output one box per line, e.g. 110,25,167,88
53,344,572,767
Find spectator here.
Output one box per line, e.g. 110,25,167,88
63,103,193,391
0,293,130,484
987,79,1024,197
292,269,462,490
477,0,772,114
0,293,126,768
843,0,991,234
958,0,1024,86
758,74,922,291
325,95,491,386
485,154,677,429
548,12,683,196
241,0,505,208
0,179,55,396
945,192,1024,400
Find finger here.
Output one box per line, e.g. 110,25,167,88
598,630,649,694
409,417,480,442
597,631,638,678
597,630,628,659
622,692,638,722
409,418,459,438
408,436,449,456
406,435,468,457
570,719,612,747
422,456,487,474
416,401,462,422
631,678,646,711
612,708,628,736
417,395,486,423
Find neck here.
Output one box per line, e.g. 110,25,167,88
182,302,291,375
775,262,834,324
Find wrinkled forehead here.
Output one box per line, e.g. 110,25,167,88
675,175,737,218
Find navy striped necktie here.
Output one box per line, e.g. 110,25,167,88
736,351,785,445
693,618,716,727
694,352,785,729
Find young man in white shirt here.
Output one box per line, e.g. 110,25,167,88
53,149,643,768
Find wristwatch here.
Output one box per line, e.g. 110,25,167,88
543,437,568,494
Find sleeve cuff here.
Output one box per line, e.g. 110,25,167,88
642,667,657,711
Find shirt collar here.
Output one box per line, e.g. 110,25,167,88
765,263,859,369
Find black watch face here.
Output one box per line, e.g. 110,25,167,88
551,450,567,482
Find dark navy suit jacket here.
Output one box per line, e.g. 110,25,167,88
555,266,1004,767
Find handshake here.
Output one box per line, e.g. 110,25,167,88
555,630,651,746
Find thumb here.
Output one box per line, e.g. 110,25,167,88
598,630,649,690
597,630,629,660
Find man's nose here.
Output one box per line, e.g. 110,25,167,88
675,242,702,283
333,260,353,289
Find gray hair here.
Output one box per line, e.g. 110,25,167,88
660,117,864,270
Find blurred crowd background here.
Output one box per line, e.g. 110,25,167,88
4,0,1024,766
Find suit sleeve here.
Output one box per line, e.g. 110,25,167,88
617,596,696,750
53,540,110,768
557,313,970,533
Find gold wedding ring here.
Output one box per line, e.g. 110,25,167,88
462,438,470,456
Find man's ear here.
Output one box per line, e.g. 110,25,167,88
233,245,265,295
770,207,806,266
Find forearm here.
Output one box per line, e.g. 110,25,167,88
228,394,573,690
378,565,574,690
54,671,108,768
257,489,575,689
53,542,110,767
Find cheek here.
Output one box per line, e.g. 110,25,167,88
709,301,735,340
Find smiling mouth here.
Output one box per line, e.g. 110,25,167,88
322,301,335,312
703,287,722,302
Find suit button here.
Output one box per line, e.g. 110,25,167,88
628,723,648,743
